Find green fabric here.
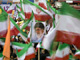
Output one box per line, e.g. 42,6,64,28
0,6,8,22
47,1,60,28
16,5,25,21
50,41,54,56
0,52,3,57
0,38,5,42
12,42,27,47
46,0,49,10
50,42,58,56
10,17,27,38
58,43,69,50
23,0,51,16
69,55,73,60
21,11,34,30
76,50,80,52
47,1,59,14
16,4,20,10
12,42,32,57
18,12,24,21
20,0,24,16
60,2,80,20
53,15,55,28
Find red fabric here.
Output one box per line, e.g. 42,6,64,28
25,38,30,44
39,2,47,10
74,54,80,59
45,57,51,60
25,12,51,21
54,55,69,60
56,30,80,49
7,10,13,14
25,26,30,31
25,12,32,19
24,53,35,60
0,26,19,38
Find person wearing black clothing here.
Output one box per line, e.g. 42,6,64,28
70,45,80,60
10,46,17,60
18,35,25,44
0,45,3,53
34,48,50,60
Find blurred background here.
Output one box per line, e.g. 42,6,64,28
0,0,80,10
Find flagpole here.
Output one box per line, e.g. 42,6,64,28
3,15,10,60
38,43,40,60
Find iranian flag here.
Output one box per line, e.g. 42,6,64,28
7,4,16,14
0,7,19,38
22,0,53,21
12,42,35,60
55,2,80,49
0,6,27,38
54,43,70,60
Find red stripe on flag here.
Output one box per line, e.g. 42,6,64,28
24,53,35,60
56,30,80,49
25,13,32,19
25,13,51,21
74,54,80,59
34,14,51,21
46,57,51,60
10,26,19,36
54,54,69,60
0,26,19,38
7,10,13,14
39,2,47,10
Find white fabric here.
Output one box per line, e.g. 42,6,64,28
56,15,80,34
55,46,70,58
42,28,56,50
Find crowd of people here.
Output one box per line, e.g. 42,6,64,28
0,0,80,60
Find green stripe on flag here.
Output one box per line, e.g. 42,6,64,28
18,12,24,21
20,0,25,16
16,4,20,9
58,43,69,50
53,15,55,28
60,2,80,20
0,6,8,22
47,1,59,14
0,38,5,42
10,17,27,38
12,42,26,47
46,0,49,10
21,11,34,30
12,42,32,57
0,52,3,57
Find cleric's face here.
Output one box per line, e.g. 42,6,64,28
35,27,44,35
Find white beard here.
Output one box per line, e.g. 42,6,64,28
36,32,44,39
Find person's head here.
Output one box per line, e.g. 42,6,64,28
18,35,23,41
34,22,44,35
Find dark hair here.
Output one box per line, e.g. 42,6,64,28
34,22,44,30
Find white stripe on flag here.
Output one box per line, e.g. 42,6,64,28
57,15,80,34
